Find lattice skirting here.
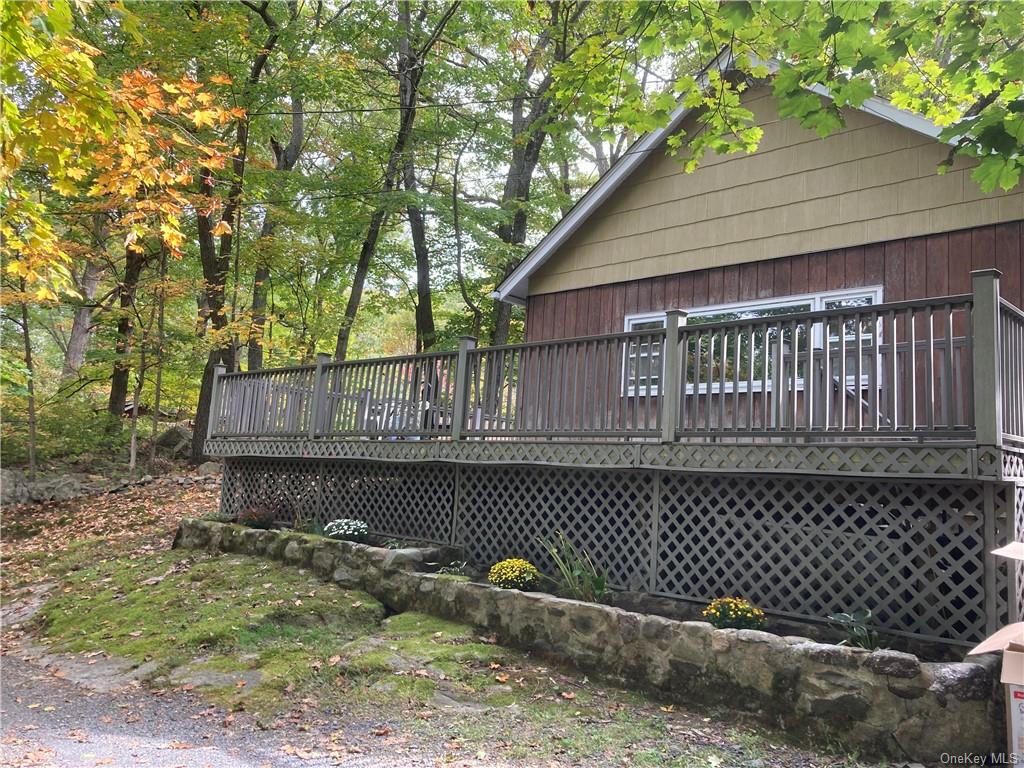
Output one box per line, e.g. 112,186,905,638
221,457,1018,645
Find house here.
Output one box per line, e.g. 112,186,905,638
207,70,1024,649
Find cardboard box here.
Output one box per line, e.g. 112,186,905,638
970,545,1024,763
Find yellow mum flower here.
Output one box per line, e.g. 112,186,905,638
488,558,541,590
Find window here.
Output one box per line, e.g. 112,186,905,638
624,314,665,395
623,287,883,395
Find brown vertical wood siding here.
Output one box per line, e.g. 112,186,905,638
525,221,1023,341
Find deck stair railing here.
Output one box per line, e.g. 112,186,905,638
209,270,1017,448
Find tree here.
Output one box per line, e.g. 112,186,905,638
552,1,1024,192
333,0,461,360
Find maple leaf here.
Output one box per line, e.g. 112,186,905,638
210,220,232,237
209,74,233,85
189,109,220,129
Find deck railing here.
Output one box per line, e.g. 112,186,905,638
209,270,1018,447
671,296,974,437
1001,299,1024,446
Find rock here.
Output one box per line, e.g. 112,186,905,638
196,461,221,476
1,468,85,505
792,642,865,669
381,548,426,571
865,649,921,679
430,691,490,712
152,425,192,458
929,663,992,702
169,664,262,690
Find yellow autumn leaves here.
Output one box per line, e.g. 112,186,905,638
1,1,240,304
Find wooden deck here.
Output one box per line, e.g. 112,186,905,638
206,271,1024,480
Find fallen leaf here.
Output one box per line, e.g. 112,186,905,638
560,691,575,700
494,673,509,683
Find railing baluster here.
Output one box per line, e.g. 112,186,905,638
906,308,917,431
886,310,898,430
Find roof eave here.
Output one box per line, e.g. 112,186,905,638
494,54,948,305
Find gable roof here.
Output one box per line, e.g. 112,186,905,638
493,56,949,305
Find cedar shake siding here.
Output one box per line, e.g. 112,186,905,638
525,221,1023,341
525,87,1023,298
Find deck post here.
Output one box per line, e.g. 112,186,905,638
451,336,477,441
660,310,687,443
308,353,332,439
972,269,1002,448
206,363,227,440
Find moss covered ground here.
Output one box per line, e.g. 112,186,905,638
2,481,871,766
17,539,870,767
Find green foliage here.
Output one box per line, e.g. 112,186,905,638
538,531,609,604
827,609,881,650
702,597,766,630
0,394,127,465
488,558,541,591
554,0,1024,192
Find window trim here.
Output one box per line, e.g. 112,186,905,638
622,285,884,396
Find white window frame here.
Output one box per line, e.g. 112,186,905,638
622,312,667,397
622,286,884,396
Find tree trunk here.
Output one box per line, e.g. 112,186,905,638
191,163,238,463
397,8,435,352
487,1,586,346
149,246,167,469
190,1,282,461
19,284,38,479
248,90,304,370
107,245,148,422
61,219,103,383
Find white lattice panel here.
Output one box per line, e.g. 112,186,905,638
221,456,1009,644
656,475,1003,643
456,465,656,591
318,461,454,544
221,458,320,522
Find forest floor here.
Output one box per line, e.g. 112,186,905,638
1,477,877,767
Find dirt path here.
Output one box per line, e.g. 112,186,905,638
0,585,460,768
1,651,287,768
0,647,494,768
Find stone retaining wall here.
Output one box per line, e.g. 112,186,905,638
174,519,1003,762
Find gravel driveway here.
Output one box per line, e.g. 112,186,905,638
0,647,499,768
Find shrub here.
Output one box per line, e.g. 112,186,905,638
488,558,541,590
702,597,766,630
436,560,470,576
323,518,369,543
539,531,608,603
292,510,322,536
237,503,277,530
827,609,880,650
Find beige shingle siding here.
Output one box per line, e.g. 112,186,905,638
529,87,1023,296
